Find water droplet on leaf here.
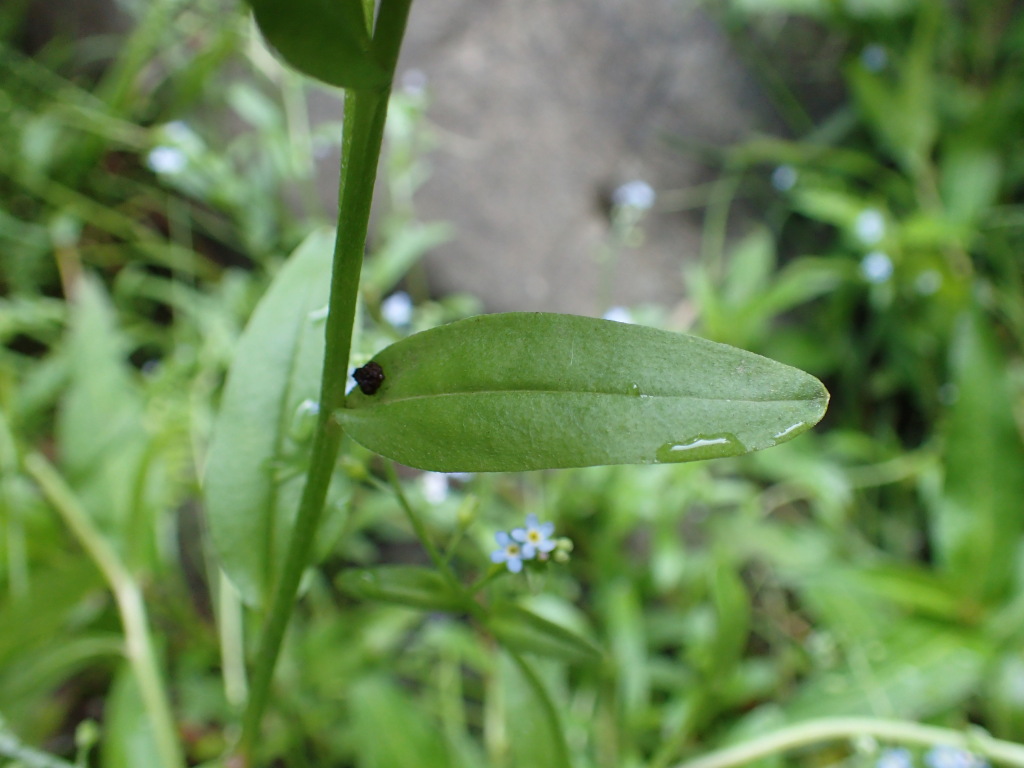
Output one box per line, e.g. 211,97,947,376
655,434,744,463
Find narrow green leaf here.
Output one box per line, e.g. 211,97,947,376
246,0,388,90
56,275,148,545
487,603,604,664
933,310,1024,602
101,665,162,768
204,230,336,607
338,566,468,612
339,313,829,472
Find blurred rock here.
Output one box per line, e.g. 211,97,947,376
386,0,778,314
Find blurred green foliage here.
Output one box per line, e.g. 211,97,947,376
1,0,1023,766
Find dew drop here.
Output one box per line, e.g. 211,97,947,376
773,422,805,441
655,433,744,463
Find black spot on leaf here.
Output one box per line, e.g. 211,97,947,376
353,361,385,395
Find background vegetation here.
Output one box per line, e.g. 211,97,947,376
1,0,1023,766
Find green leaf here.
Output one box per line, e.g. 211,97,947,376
56,275,150,554
487,603,604,664
246,0,388,90
205,230,337,607
101,665,162,768
339,313,829,472
781,621,987,720
348,675,454,768
338,566,468,612
933,310,1024,602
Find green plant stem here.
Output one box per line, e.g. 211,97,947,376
217,570,249,709
237,0,413,758
383,462,462,589
23,454,184,768
671,717,1024,768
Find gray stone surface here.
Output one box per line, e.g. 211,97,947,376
385,0,777,314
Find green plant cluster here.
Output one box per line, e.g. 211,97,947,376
0,0,1023,767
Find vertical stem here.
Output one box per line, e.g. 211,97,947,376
237,0,414,758
237,85,387,761
217,571,249,709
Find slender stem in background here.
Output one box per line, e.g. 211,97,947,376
382,462,462,591
24,454,185,768
217,571,249,709
238,0,414,758
671,717,1024,768
699,169,742,280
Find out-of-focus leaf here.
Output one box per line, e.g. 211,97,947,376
940,143,1002,227
846,7,939,174
348,675,453,768
933,310,1024,602
55,275,148,547
205,229,338,607
101,665,162,768
602,579,649,724
338,566,468,612
487,603,604,664
340,313,829,472
705,551,751,679
495,653,569,768
363,222,454,297
782,621,987,720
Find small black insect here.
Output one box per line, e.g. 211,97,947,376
353,361,385,395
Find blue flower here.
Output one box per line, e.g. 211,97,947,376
925,746,987,768
612,180,655,211
877,748,913,768
511,514,557,560
854,208,886,245
490,531,526,573
861,250,893,283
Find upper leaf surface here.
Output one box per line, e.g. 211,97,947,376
340,313,829,471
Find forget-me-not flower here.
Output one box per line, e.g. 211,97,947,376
855,208,886,245
490,531,526,573
877,748,914,768
381,291,414,326
146,146,187,175
771,164,798,191
861,250,894,283
861,44,889,72
612,180,656,211
512,514,557,560
925,746,987,768
602,306,634,324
